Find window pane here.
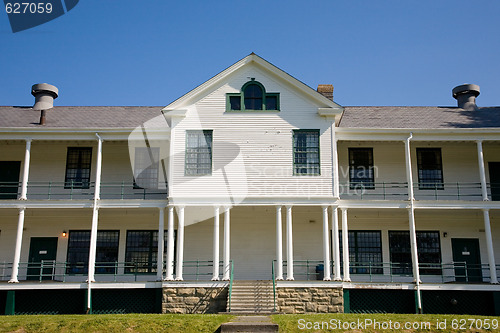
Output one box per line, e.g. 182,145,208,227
244,84,263,110
65,147,92,189
349,148,374,189
229,96,241,110
185,131,213,175
266,96,277,110
134,147,159,189
293,130,320,175
340,231,382,274
417,148,443,189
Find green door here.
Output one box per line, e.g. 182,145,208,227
0,161,21,199
27,237,58,281
489,162,500,201
452,238,482,283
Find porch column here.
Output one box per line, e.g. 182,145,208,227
341,208,350,282
222,206,231,281
331,125,340,198
331,207,341,281
156,208,165,281
175,206,185,281
483,209,498,284
88,134,103,283
20,139,32,200
212,206,220,281
275,205,284,280
9,208,26,283
322,206,331,281
165,206,175,281
476,141,489,201
285,205,294,280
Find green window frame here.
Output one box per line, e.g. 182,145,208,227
226,79,280,111
185,130,213,176
293,129,320,175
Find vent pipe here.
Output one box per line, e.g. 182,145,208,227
31,83,58,125
452,84,480,111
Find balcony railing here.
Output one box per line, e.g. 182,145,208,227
340,182,497,201
275,260,500,284
0,181,167,200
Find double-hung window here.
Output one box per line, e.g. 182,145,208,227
185,130,213,176
293,130,320,175
349,148,375,189
133,147,159,189
125,230,174,274
66,230,119,274
417,148,443,190
65,147,92,189
339,230,382,274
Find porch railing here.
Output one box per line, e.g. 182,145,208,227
228,260,234,312
275,260,500,284
0,181,167,200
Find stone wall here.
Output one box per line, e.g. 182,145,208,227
277,287,343,314
162,287,227,314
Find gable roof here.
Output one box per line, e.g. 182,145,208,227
162,53,343,112
339,106,500,129
0,106,164,129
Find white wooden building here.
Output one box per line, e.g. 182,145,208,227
0,54,499,315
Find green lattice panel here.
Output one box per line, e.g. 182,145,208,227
15,290,85,315
92,288,160,314
422,290,495,315
349,289,415,314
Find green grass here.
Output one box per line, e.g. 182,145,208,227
0,314,234,333
1,314,500,333
271,313,500,332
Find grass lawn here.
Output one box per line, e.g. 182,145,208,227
0,313,499,332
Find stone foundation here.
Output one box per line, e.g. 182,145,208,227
162,287,227,314
277,287,343,314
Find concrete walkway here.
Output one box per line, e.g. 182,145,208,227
220,315,279,333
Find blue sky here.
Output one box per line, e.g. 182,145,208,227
1,0,499,107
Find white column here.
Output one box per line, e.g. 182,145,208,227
165,206,175,281
285,205,294,281
212,206,220,281
404,134,414,201
322,206,331,281
275,206,284,280
332,207,341,281
9,208,26,283
175,206,185,281
483,209,498,284
88,134,103,283
408,207,420,283
331,124,340,198
156,208,165,281
341,208,350,282
20,139,32,200
223,207,231,281
477,141,489,201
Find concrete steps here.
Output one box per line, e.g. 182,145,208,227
227,280,276,313
220,315,279,333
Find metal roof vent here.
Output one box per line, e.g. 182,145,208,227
452,84,480,111
32,83,58,111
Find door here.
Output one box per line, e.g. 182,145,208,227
27,237,58,280
451,238,482,283
489,162,500,201
0,161,21,199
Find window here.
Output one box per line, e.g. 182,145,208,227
65,147,92,189
339,231,382,274
349,148,375,189
293,130,320,175
417,148,443,190
66,230,119,274
389,231,442,275
185,130,213,175
133,147,159,189
227,80,279,111
125,230,173,274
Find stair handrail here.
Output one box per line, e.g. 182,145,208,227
272,260,277,312
228,260,234,312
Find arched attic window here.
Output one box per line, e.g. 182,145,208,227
227,79,279,111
